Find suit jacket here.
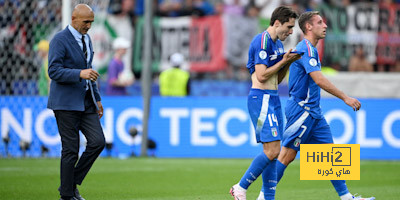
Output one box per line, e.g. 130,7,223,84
47,27,101,111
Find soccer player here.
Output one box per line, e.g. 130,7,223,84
229,6,301,200
268,11,375,200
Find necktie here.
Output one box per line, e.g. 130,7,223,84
82,35,90,91
81,35,87,59
81,35,98,110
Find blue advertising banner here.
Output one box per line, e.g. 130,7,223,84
0,97,399,159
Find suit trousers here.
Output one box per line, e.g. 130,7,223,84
54,90,105,197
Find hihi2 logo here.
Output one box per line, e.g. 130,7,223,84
300,144,360,180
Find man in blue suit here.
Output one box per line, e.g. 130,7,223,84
48,4,105,200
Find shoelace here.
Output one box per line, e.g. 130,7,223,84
352,193,372,200
353,193,361,199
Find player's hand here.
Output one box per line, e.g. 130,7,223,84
80,69,100,81
344,97,361,111
97,101,103,118
283,49,301,64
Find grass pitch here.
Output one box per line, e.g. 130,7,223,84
0,158,398,200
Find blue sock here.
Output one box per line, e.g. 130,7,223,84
261,159,277,200
331,180,349,196
239,152,271,189
276,160,287,183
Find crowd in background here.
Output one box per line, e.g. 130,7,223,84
118,0,388,18
0,0,399,96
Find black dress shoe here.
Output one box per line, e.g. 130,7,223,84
74,188,85,200
59,197,78,200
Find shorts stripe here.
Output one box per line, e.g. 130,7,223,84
256,94,270,134
283,111,309,138
298,89,310,107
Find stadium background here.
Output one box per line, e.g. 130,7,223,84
0,1,399,199
1,0,399,159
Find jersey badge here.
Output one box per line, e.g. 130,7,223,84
259,50,267,60
294,138,301,147
309,58,318,67
271,128,278,137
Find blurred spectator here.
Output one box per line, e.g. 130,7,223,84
106,37,135,95
192,0,215,16
157,0,184,16
107,0,135,74
255,0,281,20
109,0,136,19
159,53,191,96
134,0,144,15
223,0,248,16
394,61,400,72
348,45,374,72
213,0,225,15
309,0,322,10
0,0,40,95
36,40,50,96
292,0,317,13
157,0,215,17
245,1,260,18
377,64,388,72
223,0,258,80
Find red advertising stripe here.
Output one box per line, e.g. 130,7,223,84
189,16,227,72
376,3,400,65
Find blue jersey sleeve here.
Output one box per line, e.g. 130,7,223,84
253,36,277,68
254,49,272,67
297,45,321,74
247,32,285,74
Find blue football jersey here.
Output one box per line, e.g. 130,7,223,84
287,39,323,119
246,31,285,74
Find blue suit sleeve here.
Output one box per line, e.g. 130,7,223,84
48,38,81,83
91,80,101,101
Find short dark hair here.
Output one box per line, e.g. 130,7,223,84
298,11,320,34
270,6,298,26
